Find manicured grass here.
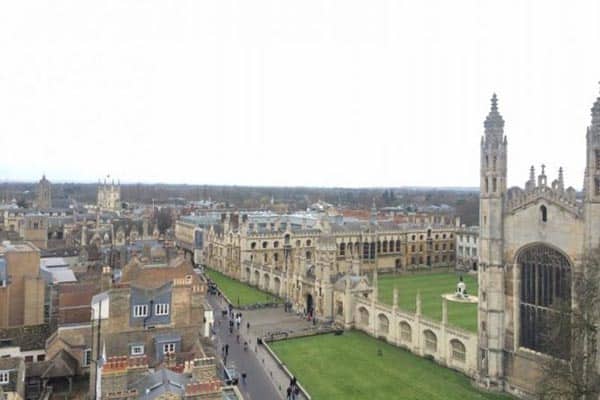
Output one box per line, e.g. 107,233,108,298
204,268,281,306
378,272,478,332
271,331,509,400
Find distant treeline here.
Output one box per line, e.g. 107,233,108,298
0,182,480,226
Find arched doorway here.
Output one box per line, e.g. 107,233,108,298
518,244,571,357
306,293,314,317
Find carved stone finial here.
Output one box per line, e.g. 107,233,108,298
559,167,564,183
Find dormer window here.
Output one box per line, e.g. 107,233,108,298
0,371,8,385
155,304,170,316
133,305,148,318
131,344,145,356
163,343,176,354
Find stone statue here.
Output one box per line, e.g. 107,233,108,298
455,275,468,299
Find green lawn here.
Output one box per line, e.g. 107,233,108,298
271,331,509,400
204,268,281,307
378,272,478,332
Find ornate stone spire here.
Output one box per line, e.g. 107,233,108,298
529,165,535,183
558,167,564,191
592,81,600,128
538,164,547,187
526,165,536,191
484,93,505,140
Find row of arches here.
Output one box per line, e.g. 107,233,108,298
357,307,467,363
339,240,402,258
246,268,282,295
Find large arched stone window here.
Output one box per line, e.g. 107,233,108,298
519,244,571,356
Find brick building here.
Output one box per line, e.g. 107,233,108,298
0,242,45,329
89,256,209,398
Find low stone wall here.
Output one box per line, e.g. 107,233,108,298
352,297,478,378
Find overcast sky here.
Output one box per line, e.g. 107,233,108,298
1,1,599,188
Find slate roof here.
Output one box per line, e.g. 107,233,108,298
130,368,190,400
0,324,51,351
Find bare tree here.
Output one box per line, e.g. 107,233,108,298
538,248,600,399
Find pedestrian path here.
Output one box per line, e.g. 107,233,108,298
208,294,313,399
208,295,282,400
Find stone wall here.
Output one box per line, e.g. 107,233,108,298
349,296,478,378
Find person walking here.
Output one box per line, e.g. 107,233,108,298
246,321,250,331
293,386,300,399
241,371,247,385
286,386,292,400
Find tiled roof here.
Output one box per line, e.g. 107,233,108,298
0,324,51,351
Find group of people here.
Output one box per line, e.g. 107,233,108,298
286,376,301,399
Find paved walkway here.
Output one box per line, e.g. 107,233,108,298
208,294,314,400
208,294,282,400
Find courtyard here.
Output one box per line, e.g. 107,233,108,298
204,268,281,306
378,272,478,332
271,331,509,400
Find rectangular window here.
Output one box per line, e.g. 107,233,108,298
596,150,600,170
131,345,145,356
155,304,170,316
163,343,176,354
0,371,8,384
492,177,497,192
83,349,92,366
133,305,148,318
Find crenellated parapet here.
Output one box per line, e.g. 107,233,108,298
505,165,580,217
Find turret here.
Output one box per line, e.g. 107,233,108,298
481,94,507,198
583,87,600,251
478,94,507,390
